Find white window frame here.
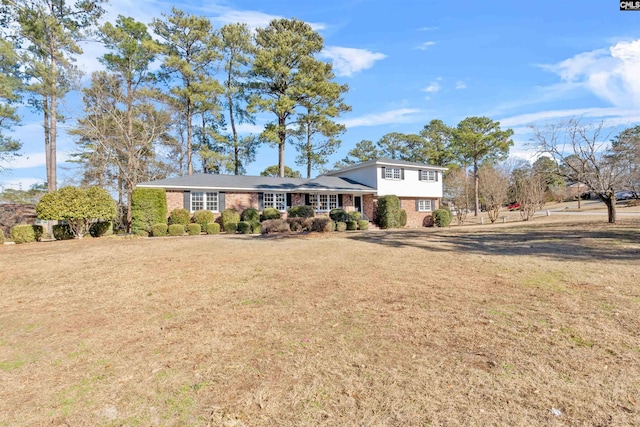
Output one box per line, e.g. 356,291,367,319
308,193,338,212
191,191,219,212
417,199,433,212
263,192,287,211
385,167,402,180
420,170,437,182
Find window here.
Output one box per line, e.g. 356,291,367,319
420,170,437,182
263,192,286,211
191,192,218,212
384,167,402,180
417,200,433,212
308,193,338,211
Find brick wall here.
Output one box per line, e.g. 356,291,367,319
166,191,183,214
225,192,258,212
342,194,354,211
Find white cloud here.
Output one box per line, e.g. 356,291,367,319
500,107,640,128
418,26,438,32
416,41,436,50
422,81,441,93
320,46,386,77
340,108,422,128
235,123,265,134
0,151,71,170
210,9,325,31
455,81,467,90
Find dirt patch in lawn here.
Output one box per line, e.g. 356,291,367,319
1,218,639,426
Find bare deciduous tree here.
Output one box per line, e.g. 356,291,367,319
444,167,472,225
479,164,509,223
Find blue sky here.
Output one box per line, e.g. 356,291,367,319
2,0,639,189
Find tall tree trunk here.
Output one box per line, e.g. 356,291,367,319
306,121,312,178
187,100,193,175
227,66,240,175
473,160,479,217
49,51,58,192
278,116,286,178
43,95,52,192
601,193,616,223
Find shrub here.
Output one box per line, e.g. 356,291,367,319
237,221,252,234
261,219,290,234
335,221,347,232
206,223,220,234
224,222,237,234
0,229,4,244
329,208,348,223
168,224,185,236
151,223,167,237
261,207,281,220
348,211,362,221
241,208,260,222
192,210,214,228
251,221,262,234
37,186,116,239
287,217,313,232
187,223,201,235
221,208,240,225
288,205,314,218
399,209,407,227
433,209,452,227
358,220,369,230
375,195,402,229
169,208,190,226
89,221,113,237
311,217,334,233
11,224,42,244
346,220,357,231
131,188,167,236
52,224,73,240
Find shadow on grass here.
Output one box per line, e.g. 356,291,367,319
346,222,640,262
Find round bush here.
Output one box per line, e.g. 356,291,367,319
433,209,452,227
287,217,313,232
168,224,185,236
261,219,290,234
288,205,314,218
52,224,74,240
241,208,259,222
335,221,347,232
251,222,262,234
187,223,201,235
89,221,113,237
348,211,362,221
237,221,251,234
169,208,190,226
357,220,369,230
221,208,240,225
346,220,357,231
224,222,237,234
11,224,41,244
311,217,334,233
261,207,281,220
206,222,220,234
192,210,214,228
399,209,407,227
329,208,348,222
151,223,167,237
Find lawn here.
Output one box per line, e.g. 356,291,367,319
1,217,639,426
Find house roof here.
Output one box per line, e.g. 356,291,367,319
137,173,376,193
325,157,448,175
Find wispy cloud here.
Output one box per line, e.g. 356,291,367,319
422,81,441,93
320,46,386,77
455,81,467,90
211,9,326,31
341,108,422,128
500,107,640,128
0,151,71,170
418,26,438,32
416,41,437,50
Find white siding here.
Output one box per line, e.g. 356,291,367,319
377,167,442,198
331,166,378,189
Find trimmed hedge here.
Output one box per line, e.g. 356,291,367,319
241,208,260,222
206,222,220,234
89,221,113,237
288,205,314,218
251,221,262,234
346,220,357,231
224,222,237,234
261,207,281,220
335,221,347,232
399,209,407,227
433,209,452,227
287,217,313,232
168,224,185,236
237,221,251,234
187,223,201,235
52,224,73,240
375,195,402,229
151,223,168,237
261,219,290,234
357,220,369,230
329,208,348,222
311,217,334,233
11,224,42,244
169,208,190,226
221,208,240,225
192,210,214,228
131,188,167,235
348,211,362,221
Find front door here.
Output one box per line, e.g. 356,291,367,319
354,195,362,213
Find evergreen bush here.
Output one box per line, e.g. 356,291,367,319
399,209,408,227
329,208,348,222
224,222,238,234
261,207,281,220
187,223,201,235
151,223,168,237
206,223,220,234
357,220,369,230
288,205,314,218
221,208,240,225
192,210,214,228
168,224,185,236
433,209,452,227
169,208,190,226
131,188,167,235
52,224,73,240
346,220,357,230
89,221,113,237
237,221,252,234
10,224,42,244
241,208,260,222
251,221,262,234
375,195,402,229
348,211,362,221
335,221,347,232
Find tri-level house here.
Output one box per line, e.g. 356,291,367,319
137,158,446,227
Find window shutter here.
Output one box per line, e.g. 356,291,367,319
435,172,439,182
401,169,405,180
338,194,343,208
416,200,420,211
418,170,423,181
286,193,292,208
183,191,191,210
305,194,310,205
219,192,225,211
381,167,385,179
258,193,264,210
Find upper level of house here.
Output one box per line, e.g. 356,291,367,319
326,158,446,198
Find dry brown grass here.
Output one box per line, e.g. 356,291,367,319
1,217,640,426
